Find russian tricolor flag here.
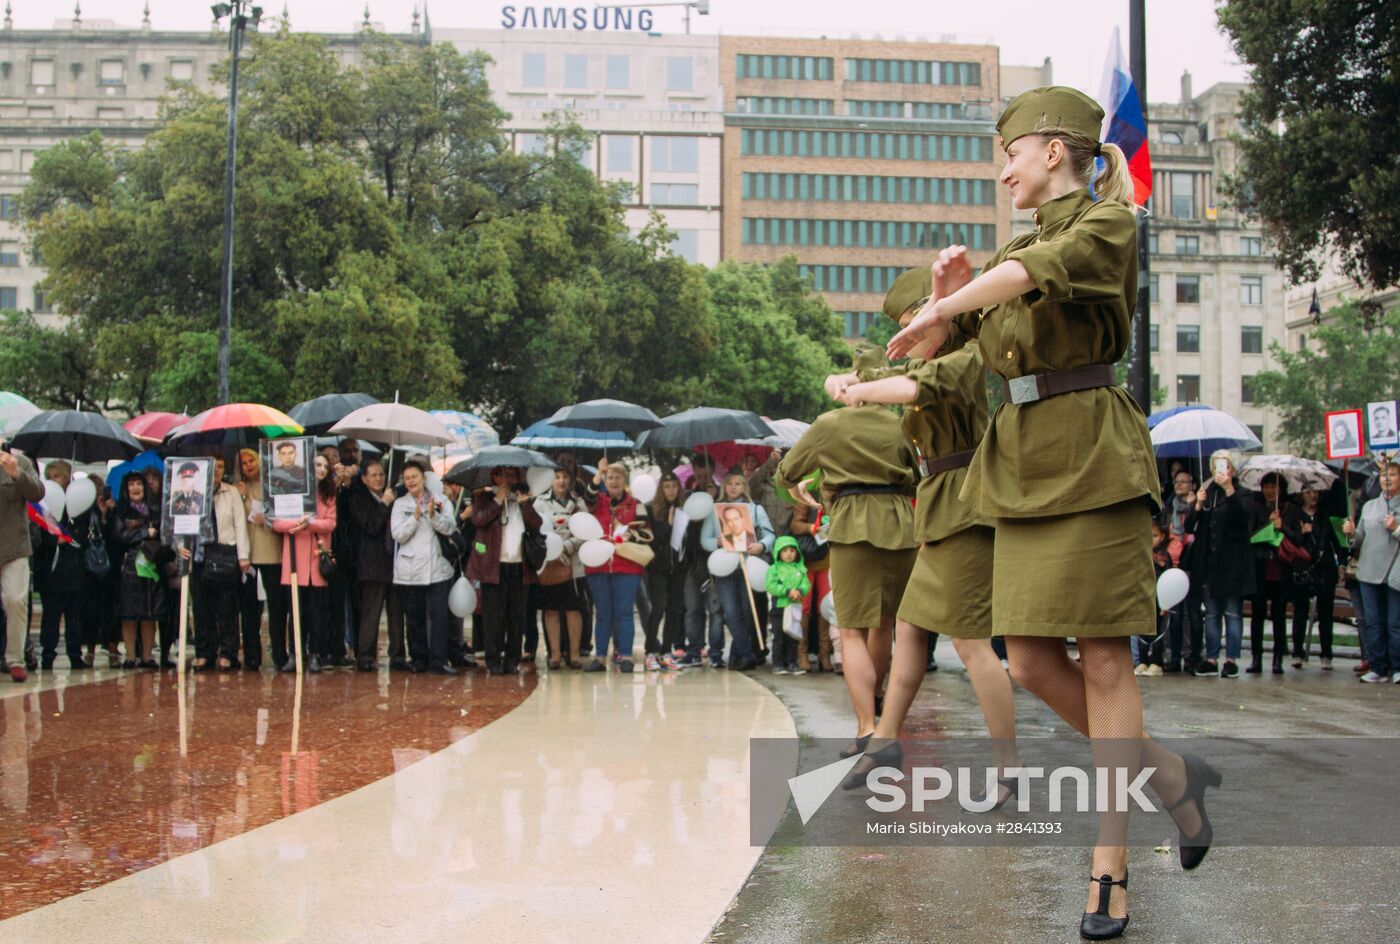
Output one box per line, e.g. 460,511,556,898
1098,27,1152,209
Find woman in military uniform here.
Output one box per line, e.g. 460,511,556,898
829,269,1021,800
886,87,1220,940
776,355,919,755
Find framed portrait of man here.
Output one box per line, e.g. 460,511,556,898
716,502,757,553
261,436,314,519
1366,400,1399,450
161,457,214,544
1324,409,1365,461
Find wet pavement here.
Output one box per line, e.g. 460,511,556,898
709,644,1400,944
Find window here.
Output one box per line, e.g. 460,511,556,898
1175,235,1199,255
522,52,546,87
33,289,51,313
738,129,992,163
672,229,698,263
169,60,194,81
737,97,833,115
563,54,588,89
844,58,981,86
0,242,17,266
29,59,54,86
1241,326,1264,354
650,183,698,204
1176,274,1200,304
605,54,629,90
1247,424,1265,443
666,57,693,92
1297,332,1308,351
1241,236,1262,256
1241,376,1258,404
1240,275,1263,305
99,60,125,86
737,173,992,205
838,311,880,338
742,218,996,250
1176,324,1200,353
0,196,15,221
1170,172,1195,219
1160,129,1183,144
1148,324,1159,352
651,136,698,173
737,55,832,80
605,136,632,172
1149,274,1159,303
1148,232,1159,254
518,133,547,156
1176,374,1201,403
20,151,37,172
0,287,16,310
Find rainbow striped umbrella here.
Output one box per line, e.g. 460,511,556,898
166,403,303,450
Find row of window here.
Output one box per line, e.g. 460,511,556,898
1148,324,1265,354
1147,231,1264,257
735,55,834,81
734,96,834,115
743,217,997,250
843,58,982,86
801,265,908,294
1174,375,1260,405
522,52,693,92
846,100,967,119
1147,273,1264,305
22,58,196,87
0,286,48,311
742,172,996,206
740,128,993,162
839,311,881,337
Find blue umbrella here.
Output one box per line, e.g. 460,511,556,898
1146,403,1212,430
1149,408,1261,463
108,450,164,494
511,419,635,451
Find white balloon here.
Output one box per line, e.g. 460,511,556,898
744,555,770,587
630,474,658,504
819,593,837,626
707,549,740,577
544,531,565,562
448,577,477,618
526,466,555,496
65,477,97,517
683,491,714,521
42,480,65,519
568,512,604,542
1156,568,1191,611
578,539,616,568
425,472,445,497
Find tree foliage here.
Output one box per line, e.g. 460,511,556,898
1251,301,1400,456
1,30,846,434
1217,0,1400,288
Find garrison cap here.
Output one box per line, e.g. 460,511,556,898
852,348,886,373
882,268,933,321
997,86,1104,147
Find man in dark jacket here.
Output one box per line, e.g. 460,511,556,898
35,461,89,670
1244,473,1292,674
1190,454,1257,677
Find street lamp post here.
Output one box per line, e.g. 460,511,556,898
211,2,262,406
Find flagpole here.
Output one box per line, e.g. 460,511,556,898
1127,0,1152,411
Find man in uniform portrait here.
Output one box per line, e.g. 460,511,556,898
170,461,206,516
268,441,306,496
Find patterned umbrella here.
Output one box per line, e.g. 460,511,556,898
1238,455,1338,494
124,411,191,446
0,391,41,440
11,409,143,462
166,403,304,450
429,410,500,455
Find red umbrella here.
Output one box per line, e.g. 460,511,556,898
124,411,191,446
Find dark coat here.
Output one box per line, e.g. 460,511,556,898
348,484,393,583
33,507,92,594
1282,502,1344,588
643,504,682,576
108,501,168,621
465,490,543,586
1191,481,1257,600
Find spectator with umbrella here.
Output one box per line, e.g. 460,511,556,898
534,468,588,669
1243,472,1295,675
0,442,43,682
110,472,166,669
394,456,462,674
350,458,397,671
33,460,90,670
236,448,285,671
273,452,338,674
187,455,250,672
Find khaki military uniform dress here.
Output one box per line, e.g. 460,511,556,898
776,394,918,629
946,187,1160,637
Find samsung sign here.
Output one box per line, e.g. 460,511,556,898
501,6,656,31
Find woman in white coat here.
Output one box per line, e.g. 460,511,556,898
534,469,587,668
391,458,460,675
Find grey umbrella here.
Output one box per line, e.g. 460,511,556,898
442,445,558,490
11,409,143,462
635,407,775,449
546,399,662,435
289,392,380,436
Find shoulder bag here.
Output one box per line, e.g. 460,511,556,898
83,514,111,580
202,500,242,585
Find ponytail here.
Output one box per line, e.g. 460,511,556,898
1093,142,1135,207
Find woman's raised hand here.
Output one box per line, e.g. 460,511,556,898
887,299,950,360
824,372,859,402
932,245,973,299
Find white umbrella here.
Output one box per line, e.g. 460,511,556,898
329,402,453,447
1238,455,1338,494
0,391,41,440
1149,408,1261,469
738,417,810,450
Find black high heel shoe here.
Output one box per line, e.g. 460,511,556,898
1080,872,1129,940
979,778,1019,811
1166,752,1223,870
838,733,873,759
840,741,903,791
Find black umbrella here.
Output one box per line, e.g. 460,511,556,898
636,407,775,449
288,392,380,436
442,445,558,490
11,409,142,462
546,399,662,435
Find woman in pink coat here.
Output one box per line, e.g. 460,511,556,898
273,453,338,673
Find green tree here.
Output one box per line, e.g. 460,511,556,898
1251,301,1400,455
1217,0,1400,288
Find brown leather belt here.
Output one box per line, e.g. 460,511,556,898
1001,363,1116,405
834,483,905,500
919,449,976,478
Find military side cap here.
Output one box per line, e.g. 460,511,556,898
882,268,932,322
852,347,886,373
997,86,1104,147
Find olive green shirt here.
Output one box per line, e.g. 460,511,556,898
775,406,918,551
859,346,994,543
944,188,1161,519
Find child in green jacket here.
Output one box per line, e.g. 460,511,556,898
766,536,811,675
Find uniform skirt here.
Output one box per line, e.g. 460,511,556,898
828,541,916,629
898,525,994,638
993,498,1155,638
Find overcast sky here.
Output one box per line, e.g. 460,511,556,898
39,0,1248,102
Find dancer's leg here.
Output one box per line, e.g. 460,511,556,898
872,619,926,740
952,637,1019,771
839,627,879,736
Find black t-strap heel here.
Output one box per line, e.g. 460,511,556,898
1080,872,1129,940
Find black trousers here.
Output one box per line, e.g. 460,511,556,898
524,583,540,658
769,605,798,668
39,585,83,662
236,568,263,667
293,584,329,658
1291,581,1336,660
405,579,451,669
387,585,409,661
327,567,358,658
255,564,290,667
644,570,686,655
192,567,241,662
1167,587,1205,668
1250,566,1290,666
481,565,527,670
1137,612,1167,667
357,581,388,663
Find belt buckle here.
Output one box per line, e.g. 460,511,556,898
918,458,930,477
1008,375,1041,404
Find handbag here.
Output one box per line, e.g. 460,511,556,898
202,504,241,584
537,557,573,586
1276,537,1312,568
438,529,468,566
523,526,548,573
316,539,337,581
613,525,655,568
83,515,111,580
796,532,829,563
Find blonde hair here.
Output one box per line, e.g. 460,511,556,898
722,472,752,501
1036,128,1135,207
1208,449,1234,473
